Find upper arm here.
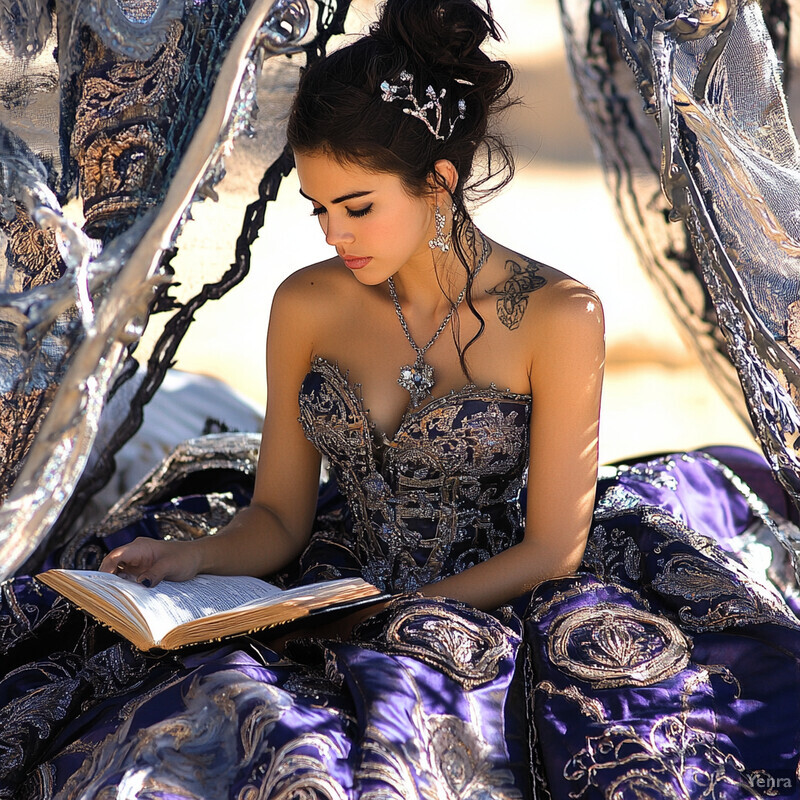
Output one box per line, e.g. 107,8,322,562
250,271,324,548
524,284,605,571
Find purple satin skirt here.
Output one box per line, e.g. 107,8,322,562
1,447,798,798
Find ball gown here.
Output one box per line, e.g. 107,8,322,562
1,356,798,799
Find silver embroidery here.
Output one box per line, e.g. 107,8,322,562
593,484,644,518
650,550,798,631
0,676,81,773
61,669,350,800
299,358,530,594
581,523,643,583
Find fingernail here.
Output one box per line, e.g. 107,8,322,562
141,578,152,588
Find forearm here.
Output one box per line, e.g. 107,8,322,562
418,538,585,610
193,503,309,578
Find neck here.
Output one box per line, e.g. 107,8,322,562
389,230,483,317
389,256,460,317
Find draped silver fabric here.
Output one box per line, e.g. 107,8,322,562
0,0,323,579
560,0,800,511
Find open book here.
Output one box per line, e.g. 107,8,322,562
38,569,384,652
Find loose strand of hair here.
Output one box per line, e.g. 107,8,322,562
453,205,486,378
438,189,486,383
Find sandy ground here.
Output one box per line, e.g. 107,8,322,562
165,0,757,464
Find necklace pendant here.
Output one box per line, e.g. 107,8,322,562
398,356,435,407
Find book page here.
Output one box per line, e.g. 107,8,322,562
233,578,377,612
60,572,285,644
41,570,382,649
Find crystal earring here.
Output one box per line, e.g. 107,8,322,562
428,204,451,252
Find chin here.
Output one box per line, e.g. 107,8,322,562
350,270,389,287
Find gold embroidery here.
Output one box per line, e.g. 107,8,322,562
380,599,514,689
0,202,67,503
547,603,691,688
564,717,761,799
534,680,608,722
237,733,350,800
359,702,523,800
71,22,185,235
528,579,650,624
0,202,64,290
787,300,800,352
0,386,56,505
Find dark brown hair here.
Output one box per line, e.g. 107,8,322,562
287,0,517,372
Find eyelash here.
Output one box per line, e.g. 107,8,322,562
311,204,373,219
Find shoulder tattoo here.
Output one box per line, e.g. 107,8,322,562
485,257,547,330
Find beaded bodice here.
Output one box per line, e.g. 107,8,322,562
298,357,531,593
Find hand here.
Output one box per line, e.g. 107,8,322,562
99,537,203,587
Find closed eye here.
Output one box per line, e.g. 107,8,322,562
347,204,373,219
310,203,373,219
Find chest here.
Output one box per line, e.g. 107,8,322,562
298,359,531,481
317,307,532,441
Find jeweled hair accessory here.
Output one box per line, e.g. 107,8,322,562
380,71,466,141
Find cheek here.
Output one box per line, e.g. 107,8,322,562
362,202,430,254
383,204,431,243
369,216,405,246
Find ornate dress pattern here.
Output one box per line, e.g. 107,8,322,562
0,359,799,798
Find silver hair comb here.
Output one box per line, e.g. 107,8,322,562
380,71,466,141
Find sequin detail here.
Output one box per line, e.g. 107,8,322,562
298,357,530,593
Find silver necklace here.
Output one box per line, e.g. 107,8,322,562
388,231,489,407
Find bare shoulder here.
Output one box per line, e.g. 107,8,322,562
266,259,349,358
536,267,604,335
482,241,604,338
271,258,356,324
523,263,605,383
273,257,345,307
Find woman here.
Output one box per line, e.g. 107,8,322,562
1,0,798,797
98,0,604,618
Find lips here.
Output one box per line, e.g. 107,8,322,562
341,255,372,270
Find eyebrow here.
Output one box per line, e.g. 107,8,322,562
299,188,374,204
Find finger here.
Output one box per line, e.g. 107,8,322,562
100,539,154,575
137,568,167,588
99,549,128,573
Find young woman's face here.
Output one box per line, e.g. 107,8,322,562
294,150,435,285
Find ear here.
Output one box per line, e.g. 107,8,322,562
429,159,459,199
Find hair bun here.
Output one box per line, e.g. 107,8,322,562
372,0,502,72
288,0,516,220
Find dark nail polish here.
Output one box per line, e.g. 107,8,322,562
141,578,152,588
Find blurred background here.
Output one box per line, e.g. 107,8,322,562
166,0,757,464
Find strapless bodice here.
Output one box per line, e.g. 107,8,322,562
298,357,531,592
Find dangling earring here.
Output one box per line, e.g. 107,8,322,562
428,203,451,253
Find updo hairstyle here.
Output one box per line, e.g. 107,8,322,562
287,0,516,368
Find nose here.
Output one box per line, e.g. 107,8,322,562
323,217,354,248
